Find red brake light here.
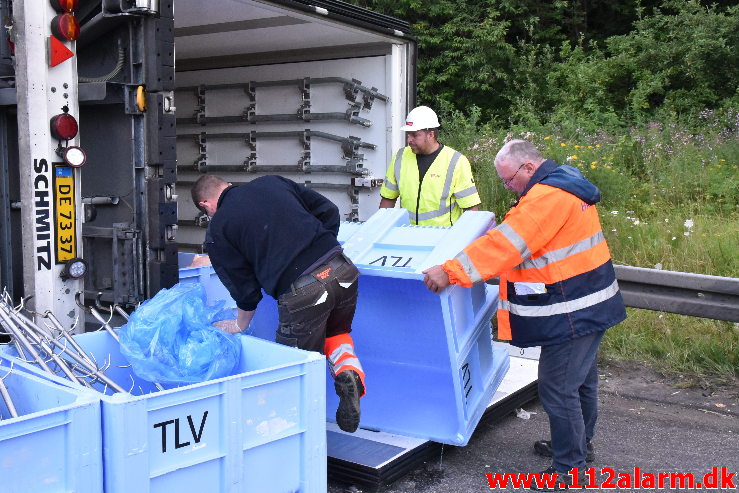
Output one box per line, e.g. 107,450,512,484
50,0,79,12
50,113,79,140
51,13,80,42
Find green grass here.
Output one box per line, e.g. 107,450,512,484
602,309,739,385
442,109,739,383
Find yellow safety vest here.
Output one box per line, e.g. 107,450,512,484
380,146,480,226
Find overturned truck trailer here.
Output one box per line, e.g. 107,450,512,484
2,0,416,319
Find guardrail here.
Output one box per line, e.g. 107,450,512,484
614,265,739,322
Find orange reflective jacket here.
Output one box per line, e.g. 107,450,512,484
442,162,626,347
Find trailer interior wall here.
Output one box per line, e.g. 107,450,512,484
173,0,414,250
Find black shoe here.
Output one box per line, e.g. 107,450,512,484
534,440,594,462
530,466,584,491
334,370,363,433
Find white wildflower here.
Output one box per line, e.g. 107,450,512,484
684,231,690,236
610,211,619,215
672,237,677,240
684,219,694,229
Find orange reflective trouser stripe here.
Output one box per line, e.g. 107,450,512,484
325,333,366,397
497,272,512,340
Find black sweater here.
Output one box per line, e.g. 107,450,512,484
206,176,340,311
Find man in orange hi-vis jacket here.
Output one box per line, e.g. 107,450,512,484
423,140,626,489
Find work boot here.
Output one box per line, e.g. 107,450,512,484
534,440,594,462
334,370,363,433
529,466,585,491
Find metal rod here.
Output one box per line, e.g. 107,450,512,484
114,305,130,321
43,311,96,367
82,196,120,205
1,297,127,393
177,77,389,101
89,306,120,343
176,112,372,127
0,306,55,373
75,291,120,343
177,164,367,176
0,369,19,418
1,308,81,383
38,334,127,393
176,130,376,150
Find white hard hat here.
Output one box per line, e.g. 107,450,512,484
400,106,440,131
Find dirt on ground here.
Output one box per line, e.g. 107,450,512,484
599,359,739,417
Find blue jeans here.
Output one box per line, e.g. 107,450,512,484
538,330,605,473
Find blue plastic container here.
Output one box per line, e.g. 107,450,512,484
0,361,102,493
178,254,235,308
253,209,509,445
182,209,510,445
0,332,326,493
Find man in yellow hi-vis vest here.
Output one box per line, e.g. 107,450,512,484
379,106,480,226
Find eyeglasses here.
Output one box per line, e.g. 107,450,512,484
503,163,526,187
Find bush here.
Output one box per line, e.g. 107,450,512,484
603,1,739,123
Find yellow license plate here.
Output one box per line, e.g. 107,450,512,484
54,166,76,263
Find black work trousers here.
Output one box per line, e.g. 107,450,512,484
275,254,359,353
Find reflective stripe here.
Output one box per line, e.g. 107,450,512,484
438,152,461,211
384,181,398,192
393,148,403,190
455,250,483,284
496,223,531,259
328,343,355,364
333,357,364,374
499,279,620,317
455,185,478,199
515,232,605,270
405,151,462,223
409,202,459,222
338,281,354,288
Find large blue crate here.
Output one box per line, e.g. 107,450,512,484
178,253,235,307
0,360,102,493
0,332,326,493
253,209,509,445
180,209,510,446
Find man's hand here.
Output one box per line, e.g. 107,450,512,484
188,254,211,267
379,197,397,209
213,319,242,334
422,265,451,294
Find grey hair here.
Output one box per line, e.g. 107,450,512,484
191,174,228,213
494,139,543,166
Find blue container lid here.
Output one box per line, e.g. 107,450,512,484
340,208,496,279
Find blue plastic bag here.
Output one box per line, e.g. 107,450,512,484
119,283,241,385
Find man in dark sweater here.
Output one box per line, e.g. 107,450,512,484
191,174,365,433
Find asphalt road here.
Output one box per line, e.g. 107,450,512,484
329,362,739,492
